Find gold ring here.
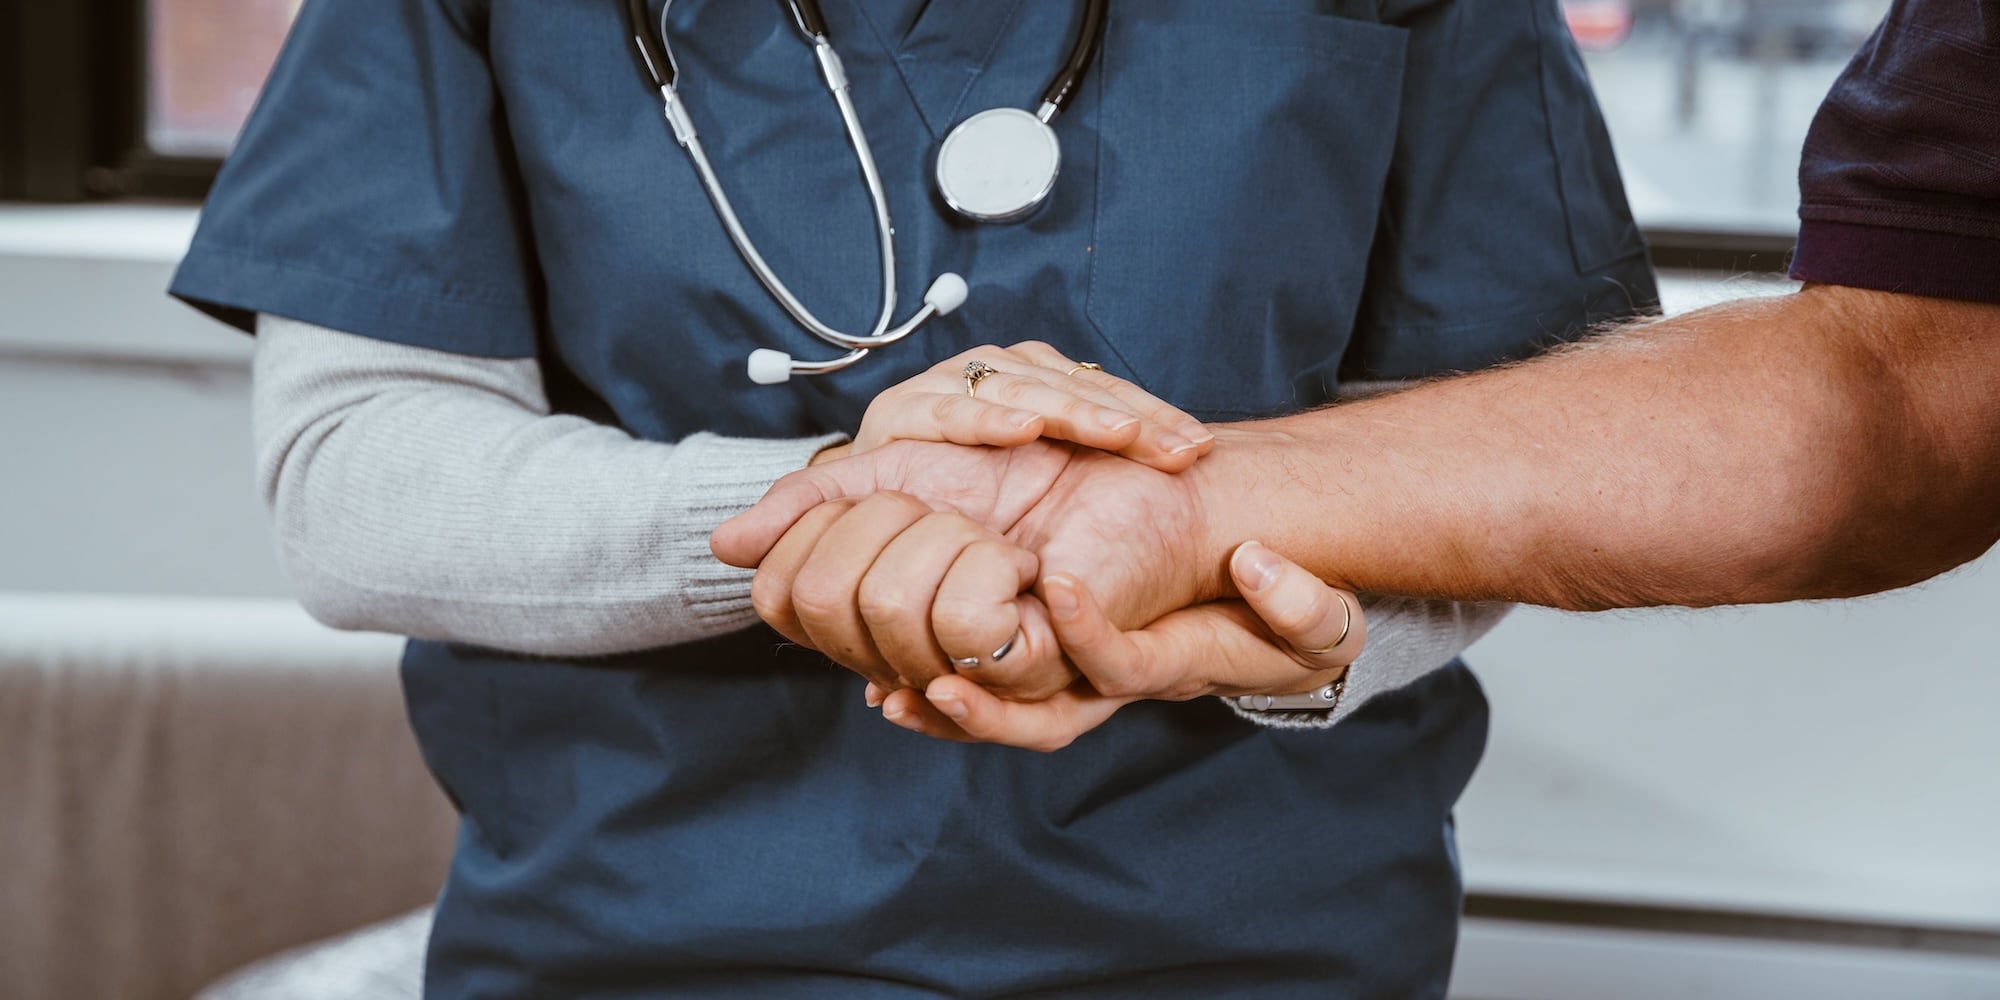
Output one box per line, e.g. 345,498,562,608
963,360,999,397
1295,591,1354,656
1066,361,1103,377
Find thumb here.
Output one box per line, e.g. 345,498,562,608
710,456,881,568
1229,541,1366,665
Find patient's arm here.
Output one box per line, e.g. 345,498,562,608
1192,286,2000,610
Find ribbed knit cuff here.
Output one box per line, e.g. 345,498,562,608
664,431,849,633
1226,599,1510,731
1791,218,2000,305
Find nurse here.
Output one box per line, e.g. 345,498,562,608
172,0,1655,995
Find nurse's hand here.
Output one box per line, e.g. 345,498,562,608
746,493,1074,700
874,542,1366,752
829,343,1215,473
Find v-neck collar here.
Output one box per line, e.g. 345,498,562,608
845,0,1030,137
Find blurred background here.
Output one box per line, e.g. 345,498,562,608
2,1,1997,998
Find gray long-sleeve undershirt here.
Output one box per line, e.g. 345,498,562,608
252,313,1507,724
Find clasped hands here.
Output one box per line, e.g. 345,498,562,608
713,343,1365,751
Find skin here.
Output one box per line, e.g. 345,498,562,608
719,284,2000,748
1186,285,2000,611
768,338,1358,734
813,341,1213,471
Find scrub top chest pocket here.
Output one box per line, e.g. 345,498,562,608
1086,4,1408,418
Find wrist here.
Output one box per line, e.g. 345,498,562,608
1187,421,1303,601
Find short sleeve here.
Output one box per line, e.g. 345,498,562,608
169,0,542,357
1789,0,2000,305
1340,0,1659,381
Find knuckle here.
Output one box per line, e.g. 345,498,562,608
1059,396,1106,423
925,392,960,426
931,596,1000,645
992,376,1032,404
787,578,848,624
749,573,790,623
856,577,918,626
1096,372,1139,392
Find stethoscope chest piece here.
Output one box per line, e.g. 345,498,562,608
935,108,1062,223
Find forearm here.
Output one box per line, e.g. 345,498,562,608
254,314,840,655
1198,286,2000,610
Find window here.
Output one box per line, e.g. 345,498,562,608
1563,0,1894,267
148,0,300,158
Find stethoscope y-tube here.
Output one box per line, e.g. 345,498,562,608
626,0,1109,383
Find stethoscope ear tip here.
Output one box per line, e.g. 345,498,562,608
924,273,969,316
747,349,796,385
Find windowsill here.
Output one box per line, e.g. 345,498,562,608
0,202,200,263
0,202,246,366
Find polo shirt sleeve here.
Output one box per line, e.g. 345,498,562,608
170,0,542,358
1790,0,2000,305
1338,0,1660,382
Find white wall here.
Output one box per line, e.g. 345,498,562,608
0,209,281,597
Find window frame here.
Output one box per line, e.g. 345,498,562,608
0,0,214,201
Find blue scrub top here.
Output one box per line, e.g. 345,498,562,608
174,0,1656,995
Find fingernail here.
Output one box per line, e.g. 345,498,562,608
1096,410,1140,432
1044,576,1080,619
1160,432,1197,454
1005,409,1040,431
1178,421,1214,445
930,693,968,721
864,684,885,708
1235,541,1282,593
882,703,905,722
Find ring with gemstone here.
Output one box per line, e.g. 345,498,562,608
963,360,1000,397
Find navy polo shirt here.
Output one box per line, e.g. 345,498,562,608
1792,0,2000,303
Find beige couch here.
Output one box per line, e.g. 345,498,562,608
0,594,456,1000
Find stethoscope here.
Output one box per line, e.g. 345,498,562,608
625,0,1110,384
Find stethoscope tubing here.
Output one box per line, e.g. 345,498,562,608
1043,0,1109,113
656,3,913,353
629,0,1108,380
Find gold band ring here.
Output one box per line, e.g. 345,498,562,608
1066,361,1103,378
1295,591,1354,656
963,360,999,397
